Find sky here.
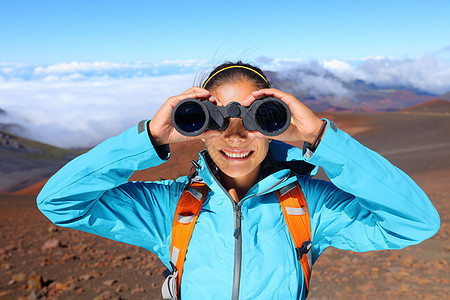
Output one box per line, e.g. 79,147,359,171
1,0,449,63
0,0,449,148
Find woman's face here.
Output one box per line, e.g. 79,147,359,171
204,80,270,181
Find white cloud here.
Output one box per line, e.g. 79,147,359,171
322,59,351,71
159,59,203,67
42,75,59,82
258,58,308,71
2,67,14,74
348,55,395,62
261,54,450,95
260,59,353,99
34,61,134,75
0,74,195,148
0,60,207,82
341,54,450,94
277,68,353,99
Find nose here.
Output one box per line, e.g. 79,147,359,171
222,118,248,144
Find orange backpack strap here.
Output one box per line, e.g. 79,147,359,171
276,181,312,294
163,182,208,299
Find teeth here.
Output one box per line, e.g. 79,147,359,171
222,150,252,158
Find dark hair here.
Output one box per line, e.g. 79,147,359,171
201,61,271,91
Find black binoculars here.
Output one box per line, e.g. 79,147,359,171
171,97,291,136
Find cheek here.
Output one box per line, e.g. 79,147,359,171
204,138,217,156
204,138,226,165
254,140,270,160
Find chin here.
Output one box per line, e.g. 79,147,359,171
221,168,254,179
215,156,263,180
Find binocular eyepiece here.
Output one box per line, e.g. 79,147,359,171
172,97,291,136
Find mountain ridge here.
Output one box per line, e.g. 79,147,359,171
267,69,440,111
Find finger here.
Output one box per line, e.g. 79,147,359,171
254,89,312,113
253,88,293,102
207,95,222,105
241,94,257,107
167,91,212,107
242,91,267,106
178,92,220,106
242,88,290,106
181,86,210,95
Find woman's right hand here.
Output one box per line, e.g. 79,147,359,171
148,87,221,146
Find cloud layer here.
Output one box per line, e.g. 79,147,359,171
0,74,195,148
0,60,207,82
258,54,450,96
1,55,449,148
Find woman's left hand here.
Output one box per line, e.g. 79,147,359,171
242,88,324,144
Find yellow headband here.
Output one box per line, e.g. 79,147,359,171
202,65,270,89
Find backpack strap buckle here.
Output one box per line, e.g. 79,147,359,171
296,240,312,260
162,262,178,300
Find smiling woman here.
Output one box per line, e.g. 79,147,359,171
202,80,271,201
36,61,440,300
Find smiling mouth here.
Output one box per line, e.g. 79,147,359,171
220,149,254,159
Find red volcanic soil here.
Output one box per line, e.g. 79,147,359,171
12,179,49,196
402,98,450,113
1,103,449,299
362,90,437,111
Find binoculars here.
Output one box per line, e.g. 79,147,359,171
172,97,291,136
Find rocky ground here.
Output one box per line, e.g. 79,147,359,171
0,194,163,299
1,106,449,299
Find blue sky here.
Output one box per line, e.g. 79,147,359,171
1,0,449,63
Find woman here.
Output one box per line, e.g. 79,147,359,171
37,61,440,299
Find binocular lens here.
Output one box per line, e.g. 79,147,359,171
255,101,288,133
173,102,207,133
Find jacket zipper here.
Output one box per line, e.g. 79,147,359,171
232,202,242,300
200,153,243,300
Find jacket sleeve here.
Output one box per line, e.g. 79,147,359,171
36,121,185,265
301,120,440,261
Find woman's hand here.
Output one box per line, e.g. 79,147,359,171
148,87,221,146
242,88,324,144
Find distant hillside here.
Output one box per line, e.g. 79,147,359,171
0,130,81,159
401,99,450,114
0,106,27,135
267,69,439,111
0,130,82,193
437,92,450,101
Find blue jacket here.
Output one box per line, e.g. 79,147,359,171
37,119,440,299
